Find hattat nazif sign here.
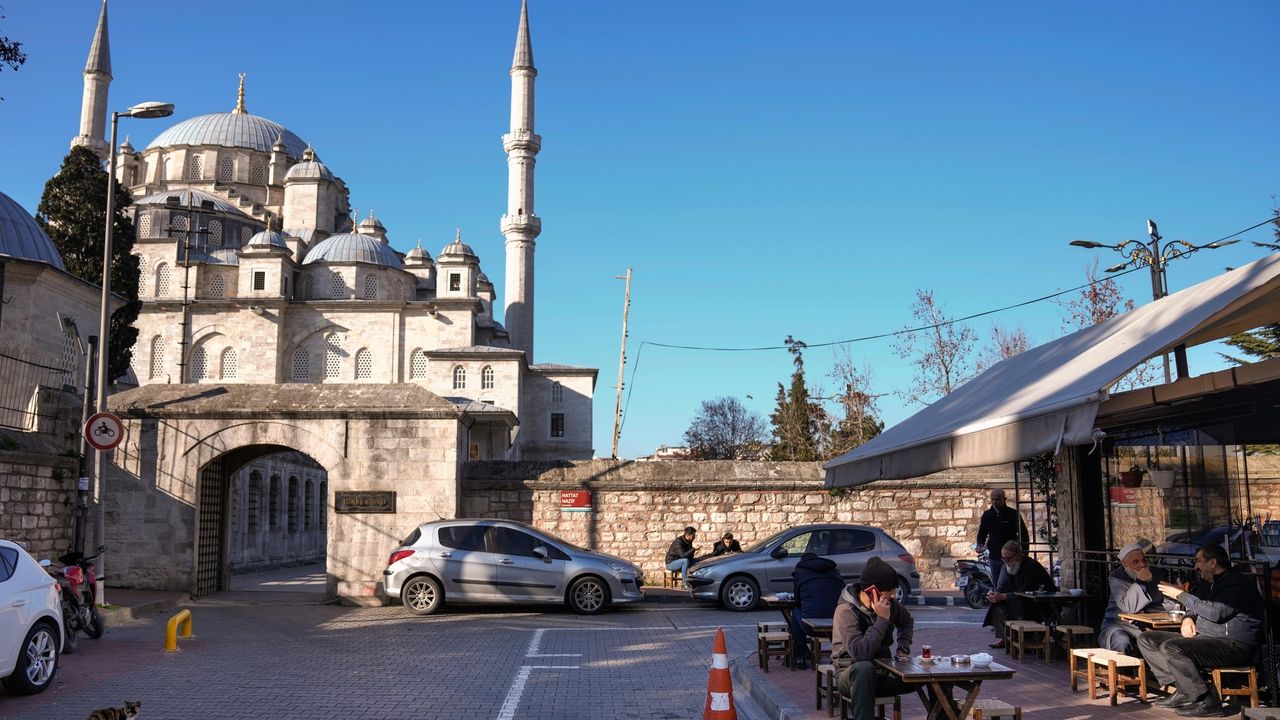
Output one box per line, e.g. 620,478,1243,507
559,490,592,513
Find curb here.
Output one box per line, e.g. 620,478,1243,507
100,594,188,628
731,658,808,720
905,593,968,607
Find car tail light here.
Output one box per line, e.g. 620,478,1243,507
898,553,916,566
388,549,415,566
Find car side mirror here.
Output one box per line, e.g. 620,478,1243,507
533,546,550,562
771,546,788,560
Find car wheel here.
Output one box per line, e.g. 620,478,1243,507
401,575,443,616
895,576,912,604
720,575,759,612
1,622,59,695
568,576,609,615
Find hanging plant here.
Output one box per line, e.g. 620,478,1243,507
1024,451,1059,550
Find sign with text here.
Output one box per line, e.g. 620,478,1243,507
1109,486,1137,508
559,490,592,512
334,491,396,514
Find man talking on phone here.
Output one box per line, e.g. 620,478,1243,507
831,556,915,720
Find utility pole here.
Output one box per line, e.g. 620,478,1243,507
611,268,632,459
73,335,98,555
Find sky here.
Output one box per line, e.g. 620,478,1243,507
2,1,1278,459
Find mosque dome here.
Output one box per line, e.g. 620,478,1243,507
134,188,246,216
0,191,65,271
438,235,477,261
284,146,333,182
189,247,240,266
405,240,433,265
146,112,308,158
247,229,288,250
303,232,403,268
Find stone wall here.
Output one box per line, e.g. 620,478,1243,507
0,448,77,561
460,460,1025,590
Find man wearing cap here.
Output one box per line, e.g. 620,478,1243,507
975,488,1029,587
1099,540,1170,655
710,532,743,557
665,526,698,590
832,556,915,720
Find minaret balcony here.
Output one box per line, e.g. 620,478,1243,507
502,130,542,153
501,213,542,236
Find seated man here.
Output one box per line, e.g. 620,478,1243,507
664,526,697,589
982,540,1055,649
710,532,743,557
1138,544,1265,717
1099,540,1170,655
789,552,845,669
831,556,914,720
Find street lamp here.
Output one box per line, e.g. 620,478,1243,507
1069,219,1238,383
92,100,174,603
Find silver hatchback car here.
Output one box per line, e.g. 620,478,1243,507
384,519,645,615
687,523,921,611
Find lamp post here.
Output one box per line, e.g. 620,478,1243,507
93,101,174,604
1069,219,1238,383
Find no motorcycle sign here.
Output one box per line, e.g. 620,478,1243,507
84,412,125,451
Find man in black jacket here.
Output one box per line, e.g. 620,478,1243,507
1138,544,1265,717
789,552,845,669
711,532,743,557
831,556,915,720
664,526,698,590
982,541,1055,649
975,488,1028,586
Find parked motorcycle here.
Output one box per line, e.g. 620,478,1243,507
954,548,994,609
55,546,106,652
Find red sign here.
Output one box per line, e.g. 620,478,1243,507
84,412,125,451
559,490,592,512
1109,486,1137,508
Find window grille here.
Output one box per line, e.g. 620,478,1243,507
291,349,310,381
137,214,152,239
288,477,299,533
209,275,225,298
410,350,428,379
253,271,266,291
331,274,344,299
395,278,405,300
320,481,327,521
355,348,372,380
482,365,495,390
220,348,238,379
324,333,341,379
149,336,165,379
363,274,377,299
551,413,565,438
247,472,261,533
449,273,461,292
209,220,222,247
269,476,280,531
170,213,188,237
189,346,207,380
217,156,233,183
155,263,171,296
188,155,204,180
240,227,251,245
552,382,563,404
452,365,466,390
249,161,266,185
304,480,314,531
137,256,149,295
301,276,313,300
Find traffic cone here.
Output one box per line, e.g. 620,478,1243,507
703,626,737,720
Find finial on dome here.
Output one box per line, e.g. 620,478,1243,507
233,73,247,114
302,145,317,162
455,227,462,242
351,209,359,230
369,209,376,221
416,238,423,250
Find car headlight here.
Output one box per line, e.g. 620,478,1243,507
608,562,630,574
691,567,711,577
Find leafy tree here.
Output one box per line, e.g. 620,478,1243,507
826,347,883,457
892,289,977,405
1059,258,1158,391
975,323,1031,374
36,147,140,382
769,336,828,461
0,5,26,101
682,396,768,460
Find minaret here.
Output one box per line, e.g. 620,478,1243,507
501,0,541,359
70,0,112,159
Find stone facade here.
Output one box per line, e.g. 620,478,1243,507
0,448,76,561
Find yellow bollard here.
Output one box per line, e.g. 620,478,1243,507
164,608,192,653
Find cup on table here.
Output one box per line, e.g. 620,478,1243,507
1169,610,1187,621
921,645,932,659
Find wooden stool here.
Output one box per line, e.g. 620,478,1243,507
816,663,836,714
1210,666,1260,709
1010,622,1051,661
757,621,787,634
810,637,832,669
1082,649,1147,705
971,697,1022,719
665,569,682,588
1003,620,1034,653
1054,624,1096,655
836,686,901,720
1068,648,1099,693
757,631,792,672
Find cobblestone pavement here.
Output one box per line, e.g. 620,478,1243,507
0,590,781,720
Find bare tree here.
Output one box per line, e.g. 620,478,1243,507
1059,258,1159,390
826,347,884,457
975,323,1031,373
892,289,977,406
682,396,768,460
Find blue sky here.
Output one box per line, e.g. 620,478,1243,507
2,1,1278,458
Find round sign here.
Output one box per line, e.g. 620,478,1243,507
84,412,125,451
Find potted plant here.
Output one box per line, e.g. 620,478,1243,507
1149,467,1176,489
1118,465,1145,488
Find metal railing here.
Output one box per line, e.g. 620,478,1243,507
0,348,75,433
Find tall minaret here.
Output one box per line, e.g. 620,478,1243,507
70,0,112,159
501,0,541,359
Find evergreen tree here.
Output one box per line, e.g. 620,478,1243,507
1224,210,1280,364
769,336,827,461
36,146,140,382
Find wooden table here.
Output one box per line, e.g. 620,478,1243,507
760,594,796,627
1013,591,1089,634
1118,611,1184,631
802,617,834,639
876,657,1015,720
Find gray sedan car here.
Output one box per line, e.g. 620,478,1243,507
687,523,921,611
384,519,645,615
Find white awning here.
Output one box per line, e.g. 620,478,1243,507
823,253,1280,488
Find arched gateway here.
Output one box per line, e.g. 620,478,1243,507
106,383,514,603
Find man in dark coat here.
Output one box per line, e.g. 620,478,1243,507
1138,544,1266,717
982,541,1055,648
831,556,915,720
789,552,845,669
1099,541,1170,655
711,532,743,557
664,526,697,589
975,488,1028,586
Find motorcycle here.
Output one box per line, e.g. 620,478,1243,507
954,548,995,609
55,545,106,652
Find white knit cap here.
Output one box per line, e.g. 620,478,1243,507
1118,542,1146,561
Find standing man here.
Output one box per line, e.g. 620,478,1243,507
1138,544,1265,717
975,488,1029,587
1099,541,1170,655
665,526,698,590
831,557,915,720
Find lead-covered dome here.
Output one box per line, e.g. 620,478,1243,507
0,191,65,271
247,229,288,250
284,146,333,182
134,188,247,216
303,232,403,268
146,112,308,158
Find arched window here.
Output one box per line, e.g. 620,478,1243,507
395,278,405,300
170,213,188,238
240,226,251,245
136,256,149,295
288,476,299,533
247,471,261,534
209,275,225,298
189,346,207,381
137,214,152,239
363,274,377,300
163,157,174,180
354,348,372,380
217,156,233,183
304,479,314,531
330,273,344,299
268,475,281,531
149,336,165,380
220,348,238,379
324,333,342,379
301,275,313,300
551,381,564,404
208,220,222,247
481,365,495,390
249,160,266,185
410,349,428,379
155,263,171,297
291,349,310,381
188,155,204,180
452,365,466,390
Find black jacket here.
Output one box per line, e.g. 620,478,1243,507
831,583,914,663
976,505,1028,554
711,539,743,557
792,555,844,619
1177,568,1265,648
665,536,695,564
982,556,1055,627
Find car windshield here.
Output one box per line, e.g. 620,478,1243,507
745,529,791,553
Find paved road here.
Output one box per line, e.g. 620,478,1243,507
0,578,983,720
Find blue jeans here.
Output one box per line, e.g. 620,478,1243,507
666,558,690,587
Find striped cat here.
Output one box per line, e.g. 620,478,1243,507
86,701,140,720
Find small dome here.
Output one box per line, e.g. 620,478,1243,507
134,188,247,217
0,191,65,271
146,112,308,158
358,215,385,231
478,272,492,285
303,231,403,268
284,146,333,182
439,231,477,261
247,229,288,250
405,239,433,265
119,135,134,153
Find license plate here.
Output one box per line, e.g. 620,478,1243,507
956,576,969,587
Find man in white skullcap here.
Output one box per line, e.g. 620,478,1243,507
1099,540,1170,655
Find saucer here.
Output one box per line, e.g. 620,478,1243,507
914,656,938,665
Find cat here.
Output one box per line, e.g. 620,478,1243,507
86,700,140,720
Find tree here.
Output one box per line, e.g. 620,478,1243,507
826,347,884,457
36,146,141,382
975,323,1031,373
769,336,828,461
0,5,26,101
891,289,977,406
1222,209,1280,364
1059,258,1158,390
682,396,768,460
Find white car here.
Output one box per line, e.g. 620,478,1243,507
0,539,63,694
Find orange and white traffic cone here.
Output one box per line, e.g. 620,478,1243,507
703,626,737,720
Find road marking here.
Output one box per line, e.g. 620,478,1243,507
526,627,582,657
496,665,580,720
